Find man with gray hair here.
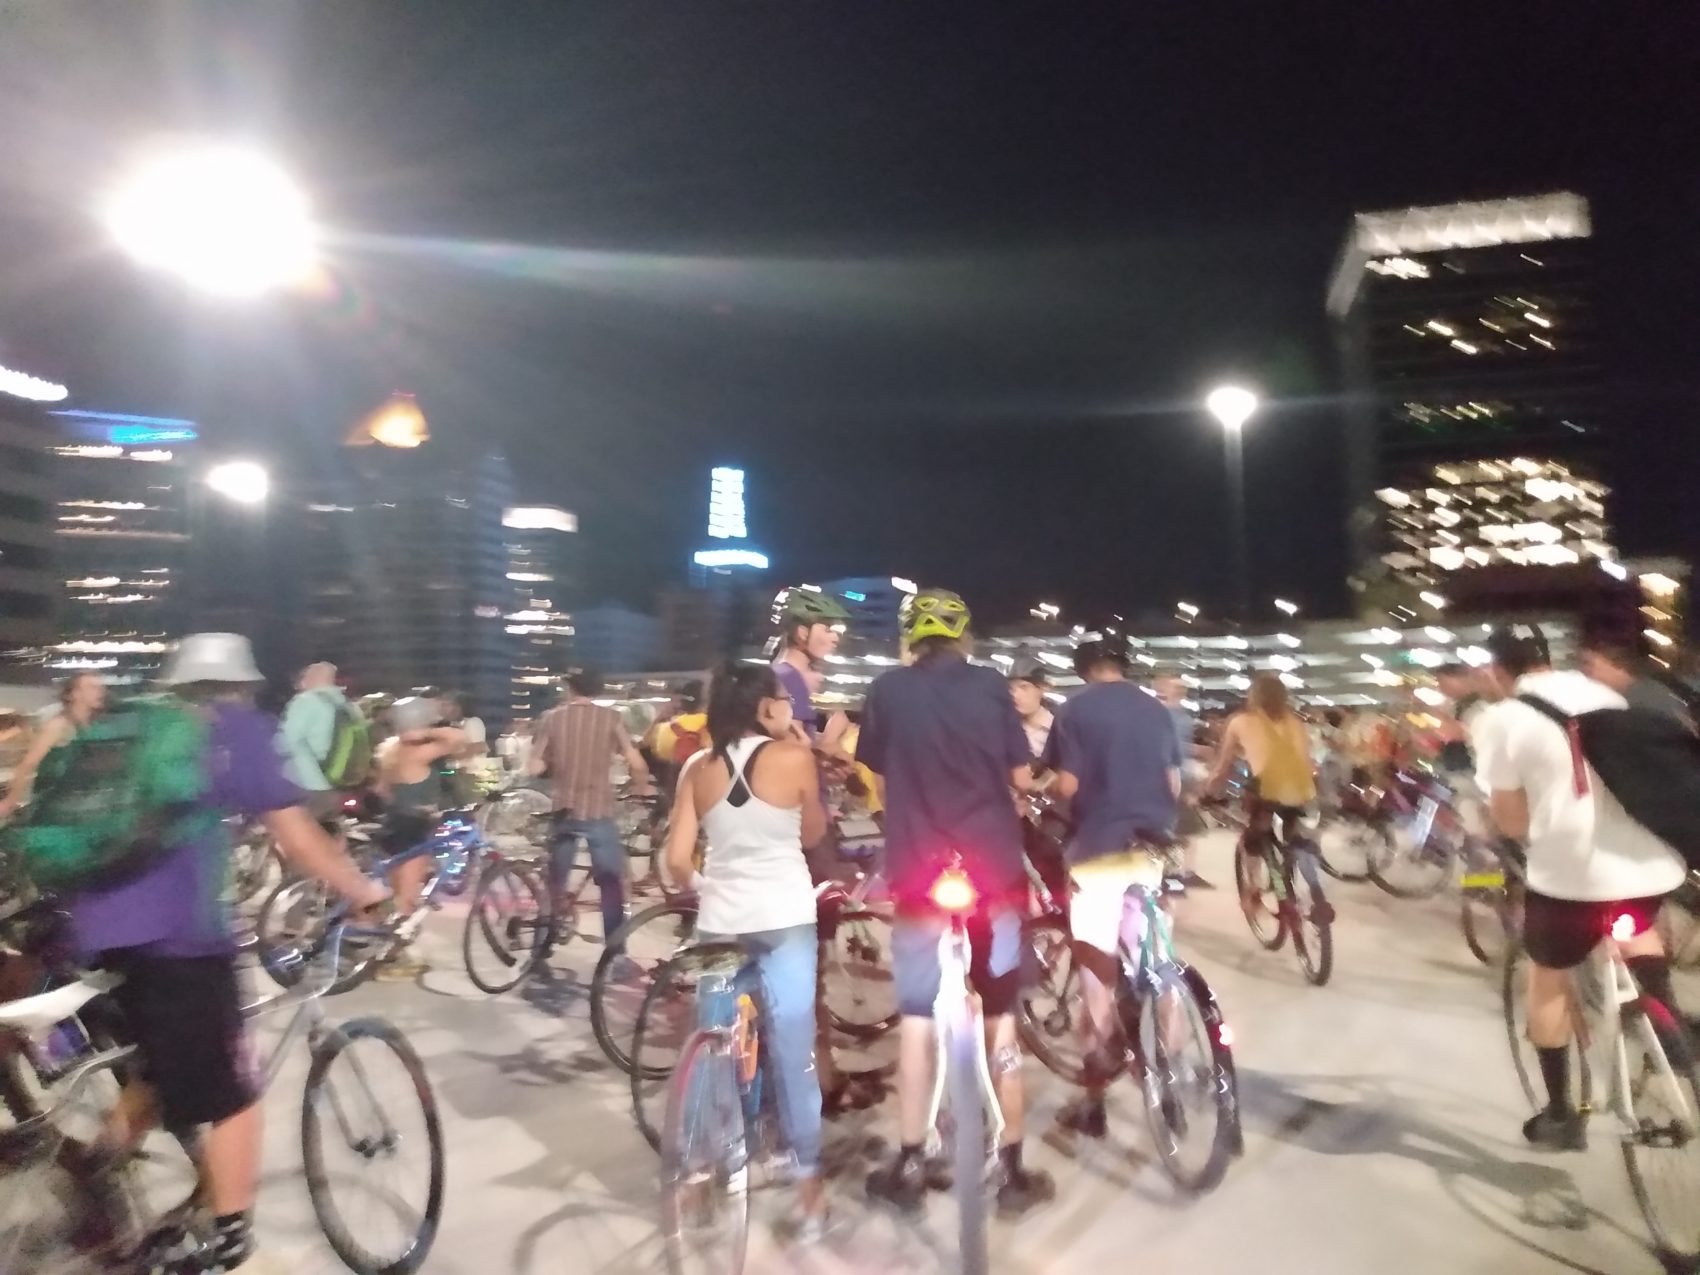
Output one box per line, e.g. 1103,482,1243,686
280,661,353,824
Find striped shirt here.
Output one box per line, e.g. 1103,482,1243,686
534,700,631,819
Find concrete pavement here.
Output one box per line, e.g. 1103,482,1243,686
240,830,1675,1274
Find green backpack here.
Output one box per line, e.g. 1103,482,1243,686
3,695,221,892
322,700,374,790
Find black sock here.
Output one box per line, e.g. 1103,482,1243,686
210,1210,254,1269
998,1141,1022,1173
1536,1046,1571,1117
1627,955,1678,1015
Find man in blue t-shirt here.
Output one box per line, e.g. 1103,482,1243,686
857,587,1053,1217
1043,627,1181,1138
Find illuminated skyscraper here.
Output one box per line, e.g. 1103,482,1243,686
688,465,769,588
0,401,56,677
1329,192,1609,601
503,504,579,719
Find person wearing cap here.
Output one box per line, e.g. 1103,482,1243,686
1474,623,1686,1150
1007,666,1053,763
59,634,387,1275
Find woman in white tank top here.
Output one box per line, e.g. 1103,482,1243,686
664,663,830,1234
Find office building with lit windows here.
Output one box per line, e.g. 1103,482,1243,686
297,441,515,725
503,504,579,719
688,466,769,589
43,410,200,684
0,401,57,677
1329,192,1607,598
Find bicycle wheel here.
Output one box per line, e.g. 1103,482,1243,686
255,879,377,994
592,900,698,1076
942,996,989,1273
632,953,710,1151
1233,839,1286,952
659,1029,749,1275
230,831,286,905
302,1017,445,1275
461,860,550,994
1500,944,1589,1114
1312,816,1373,882
1018,914,1087,1085
1124,962,1237,1191
1366,820,1451,900
1460,888,1516,968
1284,855,1333,988
1620,994,1700,1267
822,908,899,1040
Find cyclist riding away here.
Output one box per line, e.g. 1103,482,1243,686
1041,628,1182,1137
1155,671,1213,889
8,635,386,1274
1474,624,1687,1149
279,662,357,829
663,662,831,1240
857,587,1054,1216
1208,674,1332,926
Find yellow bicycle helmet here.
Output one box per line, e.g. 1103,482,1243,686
900,587,972,644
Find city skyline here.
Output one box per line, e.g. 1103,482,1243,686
1,7,1696,624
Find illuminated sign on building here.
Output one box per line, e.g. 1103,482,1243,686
707,466,747,539
503,505,578,533
693,548,769,570
51,409,199,446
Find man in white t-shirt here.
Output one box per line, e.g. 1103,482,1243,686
1473,624,1686,1150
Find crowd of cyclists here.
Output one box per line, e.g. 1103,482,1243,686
3,577,1700,1272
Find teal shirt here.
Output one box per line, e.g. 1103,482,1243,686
279,686,346,792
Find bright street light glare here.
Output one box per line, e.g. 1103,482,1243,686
1206,385,1259,432
104,146,316,296
205,460,270,505
1274,598,1299,616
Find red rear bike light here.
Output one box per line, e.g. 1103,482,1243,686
1216,1022,1235,1048
930,868,978,915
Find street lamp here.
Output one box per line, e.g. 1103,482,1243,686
1206,385,1259,622
103,144,316,296
1274,598,1299,617
205,460,270,505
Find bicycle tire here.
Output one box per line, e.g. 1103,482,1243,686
1365,821,1451,900
944,997,989,1275
1620,994,1700,1268
1460,890,1516,968
822,908,900,1041
1500,943,1589,1114
659,1029,749,1275
301,1017,445,1275
1312,816,1372,882
1017,913,1087,1085
1284,855,1333,987
257,878,380,995
631,953,707,1152
1233,839,1286,952
591,900,698,1076
461,861,550,995
1123,962,1237,1192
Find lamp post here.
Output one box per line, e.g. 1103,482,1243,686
1206,386,1259,622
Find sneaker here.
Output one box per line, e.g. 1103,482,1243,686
1055,1096,1107,1139
865,1155,926,1214
995,1163,1056,1217
1522,1109,1586,1151
1308,899,1336,926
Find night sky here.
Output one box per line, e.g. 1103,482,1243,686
2,4,1697,625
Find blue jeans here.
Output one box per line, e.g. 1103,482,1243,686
698,924,823,1175
549,814,626,939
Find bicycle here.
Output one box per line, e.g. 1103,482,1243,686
1458,837,1525,968
1094,846,1243,1191
1502,917,1700,1270
1233,802,1334,986
656,940,803,1275
0,904,445,1275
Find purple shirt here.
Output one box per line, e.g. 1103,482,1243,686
773,660,820,739
71,702,304,958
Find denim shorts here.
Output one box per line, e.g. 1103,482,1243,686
890,901,1022,1018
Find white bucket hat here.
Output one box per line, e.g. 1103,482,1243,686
159,633,265,686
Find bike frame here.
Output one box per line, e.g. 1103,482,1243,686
1569,940,1694,1136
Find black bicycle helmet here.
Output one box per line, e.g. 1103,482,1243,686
1073,625,1133,677
1484,623,1551,679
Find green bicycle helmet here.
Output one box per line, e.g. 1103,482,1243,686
900,587,972,644
771,586,852,631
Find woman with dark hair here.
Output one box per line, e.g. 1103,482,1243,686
664,661,831,1238
0,672,106,821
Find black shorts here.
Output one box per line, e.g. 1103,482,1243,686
1522,890,1667,971
100,949,258,1130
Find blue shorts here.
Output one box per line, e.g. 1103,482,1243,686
891,902,1023,1019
